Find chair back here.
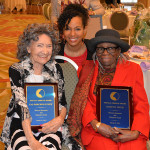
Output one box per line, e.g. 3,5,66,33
31,0,42,5
0,0,4,10
42,3,51,20
110,11,131,44
110,11,129,31
47,3,52,20
41,0,51,5
54,55,78,112
30,0,42,14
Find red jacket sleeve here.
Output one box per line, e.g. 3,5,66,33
131,65,149,138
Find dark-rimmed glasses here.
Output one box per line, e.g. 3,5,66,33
96,47,119,54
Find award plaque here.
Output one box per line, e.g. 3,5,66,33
24,83,58,130
96,85,133,129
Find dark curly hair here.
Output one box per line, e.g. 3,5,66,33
57,3,89,35
17,23,60,61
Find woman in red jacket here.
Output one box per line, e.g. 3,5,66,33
67,29,149,150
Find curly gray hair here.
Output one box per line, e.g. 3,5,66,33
17,23,60,61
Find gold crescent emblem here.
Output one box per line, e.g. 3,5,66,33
110,92,120,101
36,89,45,98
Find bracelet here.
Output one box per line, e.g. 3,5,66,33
96,122,101,128
94,122,101,132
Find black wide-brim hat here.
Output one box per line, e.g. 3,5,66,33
88,29,130,53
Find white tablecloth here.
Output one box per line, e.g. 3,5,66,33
5,0,27,11
130,58,150,105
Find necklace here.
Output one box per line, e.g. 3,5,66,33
65,42,86,57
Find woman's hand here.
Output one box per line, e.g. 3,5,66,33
39,115,64,133
28,139,48,150
97,123,119,139
112,127,140,143
90,119,119,139
39,107,66,133
39,107,66,134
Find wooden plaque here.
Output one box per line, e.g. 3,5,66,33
24,83,58,130
96,85,133,129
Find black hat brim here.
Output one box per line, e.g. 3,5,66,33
88,36,130,53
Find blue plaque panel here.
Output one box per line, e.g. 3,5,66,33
96,85,133,129
25,83,58,130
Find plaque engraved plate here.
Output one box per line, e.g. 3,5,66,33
96,85,133,129
25,83,58,130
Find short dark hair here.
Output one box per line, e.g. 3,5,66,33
17,23,59,61
57,4,89,35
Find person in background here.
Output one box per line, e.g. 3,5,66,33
51,0,105,29
0,23,67,150
57,4,94,66
67,29,149,150
105,0,121,8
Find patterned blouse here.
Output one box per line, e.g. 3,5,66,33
94,68,116,95
0,57,67,147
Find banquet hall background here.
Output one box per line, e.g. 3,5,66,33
0,0,150,149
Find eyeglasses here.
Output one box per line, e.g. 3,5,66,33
96,47,119,54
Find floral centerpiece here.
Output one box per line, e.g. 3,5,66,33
133,9,150,47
